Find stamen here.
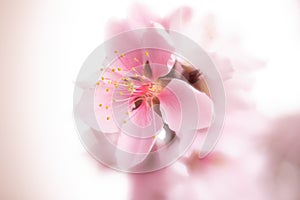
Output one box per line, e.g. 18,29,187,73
105,106,109,109
99,103,102,107
117,67,122,71
145,51,149,57
101,76,105,81
120,53,124,58
106,88,110,92
106,116,110,120
114,50,118,54
112,68,116,72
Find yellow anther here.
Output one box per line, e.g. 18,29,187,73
117,67,122,71
96,81,100,86
112,68,116,72
107,80,112,84
105,106,109,109
145,51,149,57
134,73,138,77
126,111,129,115
132,67,136,71
114,50,118,54
99,103,103,107
114,82,119,88
120,53,124,57
106,116,110,120
119,91,123,95
100,68,104,71
141,75,146,79
123,120,127,124
125,77,129,81
106,88,110,92
101,76,105,81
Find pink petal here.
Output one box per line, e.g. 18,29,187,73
162,6,193,31
75,88,101,131
114,50,144,72
127,3,162,28
209,52,234,81
194,89,213,129
111,92,164,138
142,49,175,80
105,18,131,38
157,86,182,132
94,77,119,133
116,132,156,154
158,79,213,132
130,101,152,127
142,25,175,53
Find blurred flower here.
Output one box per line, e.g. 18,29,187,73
261,114,300,200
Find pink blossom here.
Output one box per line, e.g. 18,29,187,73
76,24,213,169
76,2,270,199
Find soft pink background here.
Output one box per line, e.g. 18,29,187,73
1,0,300,199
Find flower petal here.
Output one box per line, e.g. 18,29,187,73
158,79,213,132
116,132,156,154
142,49,175,80
75,88,101,131
94,75,120,133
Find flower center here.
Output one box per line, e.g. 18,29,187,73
130,81,163,110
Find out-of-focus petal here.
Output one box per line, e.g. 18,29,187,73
209,52,234,81
162,6,193,31
75,88,100,131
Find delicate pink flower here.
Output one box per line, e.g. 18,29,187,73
76,26,213,169
76,2,268,199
